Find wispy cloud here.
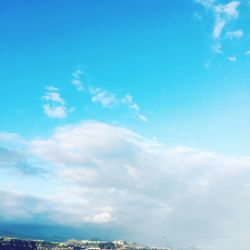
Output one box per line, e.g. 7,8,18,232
122,94,148,122
213,1,240,39
196,0,241,54
122,94,140,111
41,68,148,122
226,29,243,39
72,69,84,91
89,88,148,121
228,56,237,61
121,93,149,121
212,43,222,54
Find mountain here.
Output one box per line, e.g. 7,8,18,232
0,237,175,250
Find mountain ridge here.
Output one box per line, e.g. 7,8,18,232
0,237,175,250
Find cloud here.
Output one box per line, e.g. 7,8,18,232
245,50,250,55
205,1,240,39
213,19,225,39
122,94,140,111
43,91,65,105
0,145,44,175
83,212,114,224
1,121,250,249
42,86,72,119
72,69,84,91
122,94,148,122
222,1,240,18
226,29,243,39
196,0,241,54
90,88,117,108
89,89,148,121
69,67,147,122
137,114,148,122
0,190,51,221
0,132,25,144
43,104,67,119
228,56,236,61
212,43,222,54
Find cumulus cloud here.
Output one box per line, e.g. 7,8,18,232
90,88,117,107
42,86,71,119
2,121,250,249
26,121,250,248
43,104,67,119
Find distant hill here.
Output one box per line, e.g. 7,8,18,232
0,237,175,250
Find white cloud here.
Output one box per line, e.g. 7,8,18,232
122,94,140,111
43,104,67,119
83,212,114,224
90,88,117,107
228,56,236,61
43,92,65,105
72,69,83,91
122,94,148,122
69,68,147,122
245,50,250,55
196,0,241,55
0,132,24,143
213,1,240,39
222,1,240,18
226,29,243,39
1,121,250,249
213,19,225,39
42,86,71,119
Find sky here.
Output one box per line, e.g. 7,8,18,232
0,0,250,249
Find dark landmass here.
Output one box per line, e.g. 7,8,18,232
0,237,174,250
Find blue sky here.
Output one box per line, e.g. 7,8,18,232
1,1,250,249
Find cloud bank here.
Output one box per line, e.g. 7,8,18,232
1,121,250,249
